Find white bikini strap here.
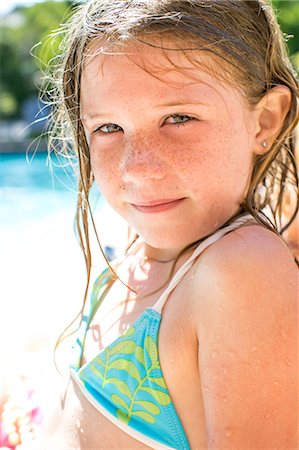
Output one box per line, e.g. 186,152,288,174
153,214,253,313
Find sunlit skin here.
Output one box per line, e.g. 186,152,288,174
81,43,259,260
33,43,297,450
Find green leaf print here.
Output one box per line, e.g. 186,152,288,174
148,376,167,389
156,390,172,406
109,340,136,356
106,377,133,399
91,355,105,368
109,358,141,382
116,408,129,425
134,400,160,415
111,394,129,412
144,336,158,363
131,410,155,424
140,386,171,406
124,326,136,337
89,362,104,379
135,345,146,367
95,326,172,427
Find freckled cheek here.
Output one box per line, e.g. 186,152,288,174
177,126,247,192
174,127,225,172
90,148,121,192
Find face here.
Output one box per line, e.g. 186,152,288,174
80,42,258,255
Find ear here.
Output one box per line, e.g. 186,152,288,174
253,85,292,155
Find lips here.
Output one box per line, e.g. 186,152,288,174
131,198,186,213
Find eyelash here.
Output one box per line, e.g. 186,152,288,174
93,114,197,135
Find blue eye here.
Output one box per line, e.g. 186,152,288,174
94,123,122,134
165,114,196,125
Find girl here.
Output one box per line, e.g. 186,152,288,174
35,0,298,449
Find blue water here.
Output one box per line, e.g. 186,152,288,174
0,152,76,190
0,151,104,226
0,150,125,368
1,152,78,225
0,151,104,352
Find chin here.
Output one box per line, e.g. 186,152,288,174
136,228,200,252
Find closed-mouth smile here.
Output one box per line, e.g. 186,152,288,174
131,198,186,213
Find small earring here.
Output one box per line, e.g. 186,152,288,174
262,141,267,148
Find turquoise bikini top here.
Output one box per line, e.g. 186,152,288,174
70,214,253,450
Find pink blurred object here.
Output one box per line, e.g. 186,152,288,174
0,376,42,449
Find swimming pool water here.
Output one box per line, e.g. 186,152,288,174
1,152,80,224
0,151,103,358
1,151,128,359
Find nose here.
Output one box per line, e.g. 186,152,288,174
120,137,166,183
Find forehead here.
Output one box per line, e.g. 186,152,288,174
83,38,229,83
80,40,243,113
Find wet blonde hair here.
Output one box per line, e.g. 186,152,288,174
47,0,299,348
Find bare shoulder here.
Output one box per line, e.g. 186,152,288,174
203,222,296,280
189,225,298,448
193,224,297,302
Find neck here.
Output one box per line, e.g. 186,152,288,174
142,243,181,262
141,255,176,264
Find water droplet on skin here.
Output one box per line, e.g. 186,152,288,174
215,393,227,402
76,420,80,428
208,431,216,444
264,413,271,419
212,350,219,358
251,345,258,352
281,330,287,339
273,380,280,386
225,428,233,438
285,358,293,366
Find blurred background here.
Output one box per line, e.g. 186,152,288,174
0,1,131,345
0,1,298,448
0,2,129,448
0,1,93,364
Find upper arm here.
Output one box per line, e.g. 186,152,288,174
192,227,298,448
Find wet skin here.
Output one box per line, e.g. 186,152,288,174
81,43,260,259
34,43,297,449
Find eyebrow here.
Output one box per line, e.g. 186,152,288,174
82,112,108,121
82,100,207,121
156,100,207,107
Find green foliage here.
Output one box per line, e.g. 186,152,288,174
0,92,17,116
28,1,73,69
0,0,72,119
0,0,298,121
271,0,299,66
